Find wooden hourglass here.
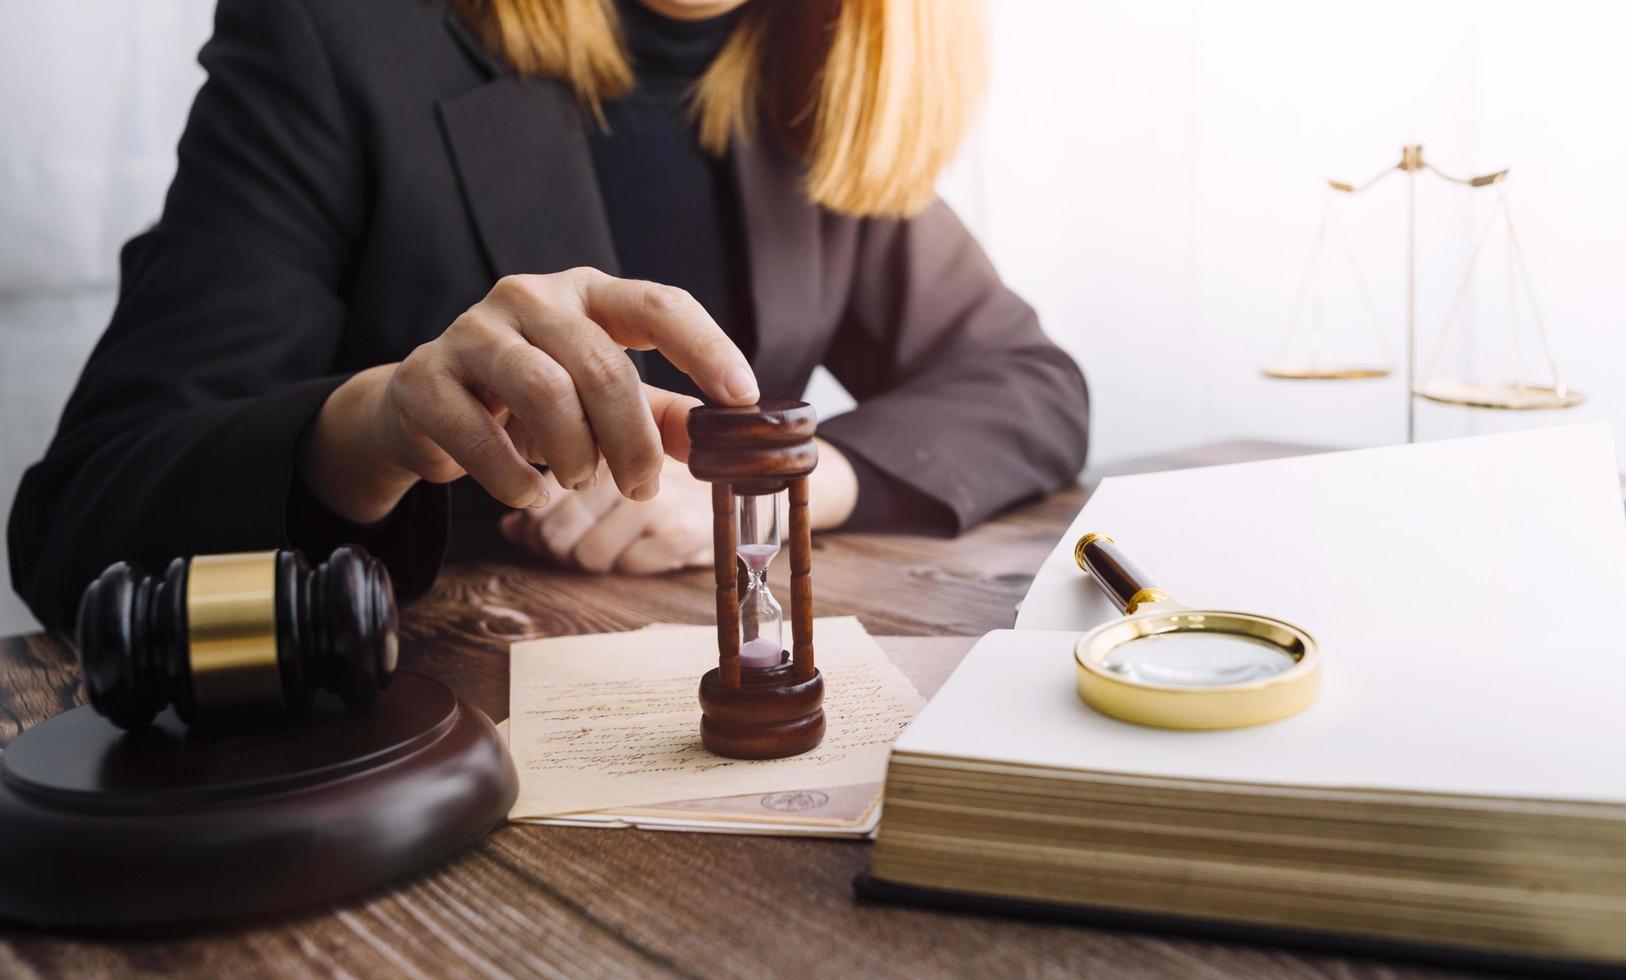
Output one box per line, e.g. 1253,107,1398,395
686,401,825,759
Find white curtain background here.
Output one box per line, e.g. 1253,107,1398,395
2,1,1623,633
949,0,1626,468
0,2,216,632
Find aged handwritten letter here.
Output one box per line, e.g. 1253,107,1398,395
509,617,925,817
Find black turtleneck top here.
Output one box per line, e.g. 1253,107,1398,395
588,0,945,532
587,0,753,399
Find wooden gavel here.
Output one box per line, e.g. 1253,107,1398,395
75,545,398,729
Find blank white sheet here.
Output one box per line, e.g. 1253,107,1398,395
1017,423,1626,653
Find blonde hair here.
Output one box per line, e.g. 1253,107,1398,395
456,0,985,217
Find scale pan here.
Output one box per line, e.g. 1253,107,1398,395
1413,379,1585,411
1261,366,1391,381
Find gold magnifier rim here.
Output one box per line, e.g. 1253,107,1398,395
1074,609,1321,730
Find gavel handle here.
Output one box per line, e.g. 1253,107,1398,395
1073,533,1172,615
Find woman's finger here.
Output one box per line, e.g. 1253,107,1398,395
475,340,601,489
521,496,587,561
534,478,622,562
479,270,747,498
572,498,655,573
644,384,703,462
390,353,545,507
513,306,664,499
484,275,660,497
499,471,564,544
616,535,713,575
571,269,759,407
614,534,691,575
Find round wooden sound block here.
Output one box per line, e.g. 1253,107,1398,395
0,671,516,930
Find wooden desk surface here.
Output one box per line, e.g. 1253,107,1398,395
0,443,1479,979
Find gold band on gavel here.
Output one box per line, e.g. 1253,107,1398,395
187,551,284,711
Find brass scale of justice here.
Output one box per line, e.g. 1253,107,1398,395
1263,143,1584,443
1068,145,1585,732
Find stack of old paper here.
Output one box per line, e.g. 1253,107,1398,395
506,617,949,837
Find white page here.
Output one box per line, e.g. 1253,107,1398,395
894,629,1626,803
1016,424,1626,653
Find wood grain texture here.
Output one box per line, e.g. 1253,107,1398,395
0,442,1484,979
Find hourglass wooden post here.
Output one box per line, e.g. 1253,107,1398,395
687,401,825,759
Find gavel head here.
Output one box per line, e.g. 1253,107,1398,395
75,545,398,730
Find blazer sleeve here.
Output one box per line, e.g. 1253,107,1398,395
818,199,1089,533
6,0,445,630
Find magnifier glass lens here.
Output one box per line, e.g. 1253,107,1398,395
1102,632,1297,687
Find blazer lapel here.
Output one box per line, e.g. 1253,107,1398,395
440,9,824,396
732,137,823,398
437,12,618,280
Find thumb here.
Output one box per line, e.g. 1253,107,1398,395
645,384,703,462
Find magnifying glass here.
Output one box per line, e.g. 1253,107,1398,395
1072,533,1321,729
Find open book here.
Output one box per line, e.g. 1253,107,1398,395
864,424,1626,972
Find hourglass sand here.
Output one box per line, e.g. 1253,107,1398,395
686,401,825,759
735,493,785,669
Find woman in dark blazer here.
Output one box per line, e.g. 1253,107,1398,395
8,0,1089,630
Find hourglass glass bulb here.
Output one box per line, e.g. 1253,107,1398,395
736,491,785,669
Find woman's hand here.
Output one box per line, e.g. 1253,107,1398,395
298,268,759,523
499,438,861,574
500,456,713,574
